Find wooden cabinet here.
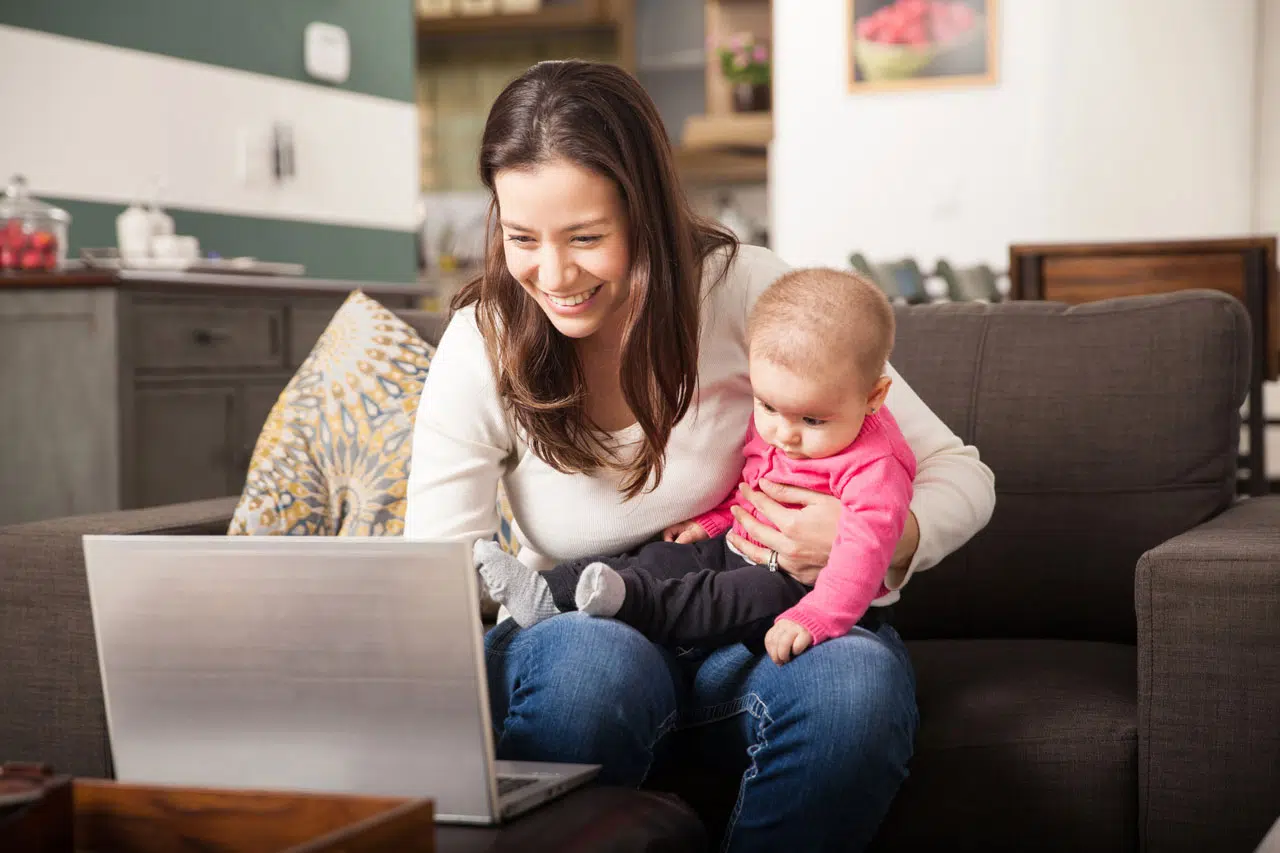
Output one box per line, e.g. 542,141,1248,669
0,272,425,525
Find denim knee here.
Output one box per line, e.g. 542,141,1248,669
488,613,680,785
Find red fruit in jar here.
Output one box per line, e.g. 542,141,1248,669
30,230,53,251
0,247,14,269
19,249,44,270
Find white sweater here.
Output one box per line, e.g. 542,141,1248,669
404,245,995,604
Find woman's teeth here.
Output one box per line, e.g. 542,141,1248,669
547,285,601,307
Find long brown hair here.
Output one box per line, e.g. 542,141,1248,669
453,60,737,499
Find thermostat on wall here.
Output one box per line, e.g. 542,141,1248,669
304,22,350,84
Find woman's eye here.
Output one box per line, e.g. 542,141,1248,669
571,235,602,246
505,234,534,245
803,417,825,427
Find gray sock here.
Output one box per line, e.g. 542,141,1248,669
575,562,626,618
473,540,559,628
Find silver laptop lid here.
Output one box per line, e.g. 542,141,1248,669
83,535,499,820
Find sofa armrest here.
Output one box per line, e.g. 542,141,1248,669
1136,496,1280,853
0,497,237,778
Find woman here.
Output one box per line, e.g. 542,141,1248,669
405,60,995,852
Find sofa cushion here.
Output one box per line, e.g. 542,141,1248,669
869,639,1138,853
888,292,1249,642
229,291,435,536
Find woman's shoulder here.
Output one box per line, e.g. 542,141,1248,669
701,243,794,320
702,243,791,290
425,304,494,384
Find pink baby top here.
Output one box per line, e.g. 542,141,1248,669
693,408,917,645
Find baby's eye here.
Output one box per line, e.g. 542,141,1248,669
757,400,776,413
803,417,826,427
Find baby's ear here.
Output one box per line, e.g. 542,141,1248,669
867,375,892,413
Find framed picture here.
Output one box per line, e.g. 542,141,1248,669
848,0,998,93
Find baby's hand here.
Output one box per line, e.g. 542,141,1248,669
663,520,710,544
765,619,813,665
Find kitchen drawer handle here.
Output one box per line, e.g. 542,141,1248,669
192,327,232,346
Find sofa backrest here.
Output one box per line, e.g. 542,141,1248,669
395,293,1250,644
887,291,1249,643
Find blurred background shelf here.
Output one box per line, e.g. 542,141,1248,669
675,146,767,185
681,112,772,151
416,1,623,39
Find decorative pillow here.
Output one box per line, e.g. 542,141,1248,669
229,290,521,554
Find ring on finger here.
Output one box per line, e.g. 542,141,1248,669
767,549,779,572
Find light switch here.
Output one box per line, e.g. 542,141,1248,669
304,22,350,85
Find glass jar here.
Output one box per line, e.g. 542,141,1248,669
0,175,71,272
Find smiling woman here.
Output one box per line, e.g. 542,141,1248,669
451,60,738,498
404,59,996,853
494,162,632,339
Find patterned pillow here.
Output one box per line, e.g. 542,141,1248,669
229,290,520,554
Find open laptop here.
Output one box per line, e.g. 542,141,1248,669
81,535,599,824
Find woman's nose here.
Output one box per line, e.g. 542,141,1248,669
537,245,574,291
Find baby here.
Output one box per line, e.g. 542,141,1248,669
474,267,917,664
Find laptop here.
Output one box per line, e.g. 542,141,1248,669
81,535,600,825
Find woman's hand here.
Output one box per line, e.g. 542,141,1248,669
725,481,842,584
663,520,710,544
726,480,922,585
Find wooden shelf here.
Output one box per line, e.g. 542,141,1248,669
681,112,772,152
417,4,617,38
675,146,767,185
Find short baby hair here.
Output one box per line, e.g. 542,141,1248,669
747,267,895,391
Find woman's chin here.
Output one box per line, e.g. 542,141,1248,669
546,313,603,339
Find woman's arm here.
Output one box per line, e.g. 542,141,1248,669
404,309,515,544
880,361,995,586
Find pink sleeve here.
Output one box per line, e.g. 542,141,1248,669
693,488,743,538
777,454,914,645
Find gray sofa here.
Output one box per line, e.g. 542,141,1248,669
2,291,1277,853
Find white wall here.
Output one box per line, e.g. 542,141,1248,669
0,25,418,231
1259,0,1280,235
771,0,1260,270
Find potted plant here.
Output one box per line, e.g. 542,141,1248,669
712,32,771,112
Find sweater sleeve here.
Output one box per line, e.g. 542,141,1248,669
777,454,914,645
692,418,761,537
404,308,514,545
881,361,996,589
694,487,743,538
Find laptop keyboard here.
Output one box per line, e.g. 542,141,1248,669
497,776,540,796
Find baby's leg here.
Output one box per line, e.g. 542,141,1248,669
473,540,562,628
577,541,809,647
474,540,640,628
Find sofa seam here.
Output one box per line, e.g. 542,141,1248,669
1146,558,1157,850
966,312,992,450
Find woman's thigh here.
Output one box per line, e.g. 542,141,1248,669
484,611,686,786
684,621,919,853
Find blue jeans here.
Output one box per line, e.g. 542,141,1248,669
484,612,919,853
